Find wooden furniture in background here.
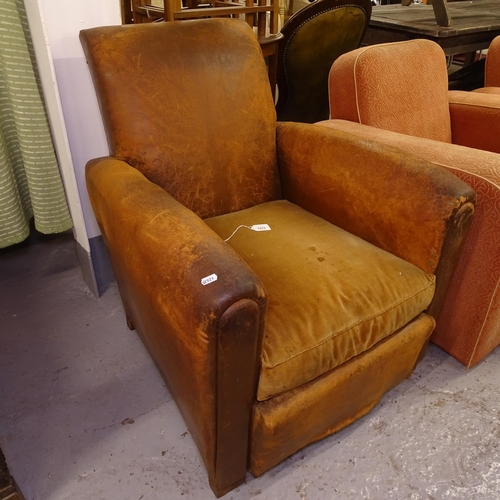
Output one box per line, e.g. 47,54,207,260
0,448,24,500
125,0,164,23
121,0,282,99
401,0,451,27
364,0,500,58
163,0,278,34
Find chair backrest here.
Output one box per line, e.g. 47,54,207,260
275,0,371,123
485,36,500,87
80,20,281,219
329,39,453,143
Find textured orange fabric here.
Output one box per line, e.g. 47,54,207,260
328,40,452,142
318,119,500,368
251,313,435,475
449,91,500,154
485,36,500,87
473,87,500,95
205,200,435,400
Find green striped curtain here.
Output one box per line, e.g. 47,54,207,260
0,0,72,248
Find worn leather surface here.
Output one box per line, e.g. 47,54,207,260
485,35,500,87
80,20,280,220
85,156,267,487
325,40,500,367
275,0,371,123
251,313,435,476
329,39,452,143
81,19,476,496
448,90,500,154
319,119,499,368
277,122,472,276
206,200,435,400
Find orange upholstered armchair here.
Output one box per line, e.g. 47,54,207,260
474,35,500,94
320,39,500,368
80,21,474,496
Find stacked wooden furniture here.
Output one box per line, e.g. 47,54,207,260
0,449,24,500
122,0,281,97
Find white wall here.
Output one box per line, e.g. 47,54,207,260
33,0,122,239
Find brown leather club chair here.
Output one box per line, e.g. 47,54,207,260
80,20,474,497
275,0,371,123
320,39,500,369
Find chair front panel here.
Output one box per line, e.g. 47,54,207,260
250,312,435,476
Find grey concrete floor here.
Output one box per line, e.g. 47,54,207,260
1,235,500,500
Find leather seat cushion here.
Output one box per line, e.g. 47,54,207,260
204,200,435,401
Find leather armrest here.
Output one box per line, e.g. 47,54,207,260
315,120,497,331
86,157,265,494
277,121,475,278
449,90,500,154
86,157,265,313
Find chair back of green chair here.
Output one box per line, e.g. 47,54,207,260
276,0,371,123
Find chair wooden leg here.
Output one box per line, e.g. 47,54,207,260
209,475,247,498
126,314,135,330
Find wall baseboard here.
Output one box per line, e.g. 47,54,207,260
76,236,115,297
89,235,115,295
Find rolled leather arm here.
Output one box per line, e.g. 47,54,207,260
86,157,266,495
277,122,475,278
449,90,500,154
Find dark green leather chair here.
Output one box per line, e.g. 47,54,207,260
276,0,371,123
